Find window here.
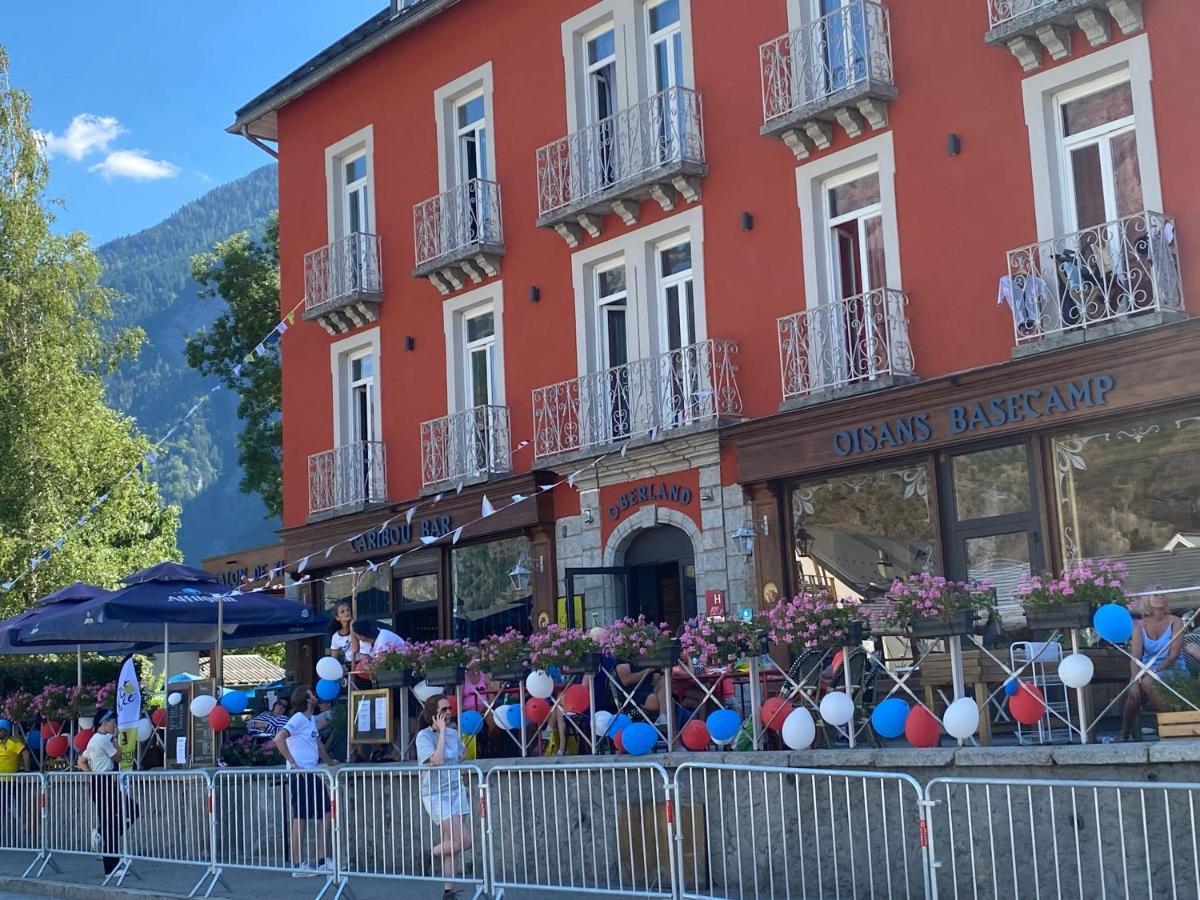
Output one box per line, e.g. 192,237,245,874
325,568,390,627
433,63,496,195
647,0,682,94
325,127,375,244
348,350,377,445
658,240,694,353
343,153,370,236
826,166,885,300
596,259,630,439
454,93,488,185
452,536,534,641
463,307,496,409
443,283,507,416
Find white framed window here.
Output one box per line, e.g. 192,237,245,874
646,0,683,95
443,282,507,415
342,152,371,236
454,92,489,185
656,238,695,353
595,259,629,371
824,164,886,301
585,25,619,127
347,349,377,445
463,306,497,409
433,63,496,194
329,327,383,448
324,126,375,244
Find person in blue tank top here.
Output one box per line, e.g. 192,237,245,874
1121,593,1188,741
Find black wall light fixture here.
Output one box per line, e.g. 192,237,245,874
405,336,415,351
947,134,962,156
741,211,754,231
529,285,541,302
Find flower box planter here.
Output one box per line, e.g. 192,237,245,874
1157,710,1200,739
634,641,682,669
846,620,869,646
909,609,977,639
375,668,418,688
559,652,603,675
424,665,467,688
488,661,531,683
1024,602,1094,632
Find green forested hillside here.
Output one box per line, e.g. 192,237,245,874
99,164,279,562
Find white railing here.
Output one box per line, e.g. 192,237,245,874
420,404,512,488
778,289,913,401
988,0,1060,28
760,0,894,124
307,440,387,517
412,178,503,270
1005,211,1183,345
536,86,704,218
303,231,382,314
532,338,741,460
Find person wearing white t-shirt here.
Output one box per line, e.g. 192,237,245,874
77,711,123,876
327,600,356,670
273,687,333,877
350,619,406,665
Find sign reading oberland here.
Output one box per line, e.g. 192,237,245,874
832,373,1115,457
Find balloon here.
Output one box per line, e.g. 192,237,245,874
613,729,625,753
681,719,710,751
495,704,522,731
610,713,633,737
760,697,791,733
40,721,62,740
167,692,183,707
622,722,657,756
525,670,554,700
524,697,551,726
190,695,217,718
870,698,909,739
25,730,41,751
820,692,855,727
707,709,741,744
45,735,69,758
73,729,93,752
151,708,167,729
412,681,442,703
1009,681,1046,726
136,718,154,742
1058,653,1095,690
904,706,941,748
781,707,816,750
1003,678,1019,697
459,709,484,736
1094,604,1134,644
220,690,249,714
562,684,591,715
316,656,343,681
943,697,981,740
316,679,341,701
208,707,232,732
588,627,606,642
593,711,614,738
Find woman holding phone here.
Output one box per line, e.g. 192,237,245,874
415,695,472,899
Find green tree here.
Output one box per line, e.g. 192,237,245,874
185,214,282,517
0,47,180,615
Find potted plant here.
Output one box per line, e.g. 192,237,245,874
680,616,764,669
420,640,472,687
599,616,680,668
0,690,34,727
69,684,100,729
372,644,424,687
879,573,995,638
1017,559,1127,631
221,734,282,767
1155,671,1200,738
34,684,72,728
766,591,867,655
473,629,530,682
528,625,601,674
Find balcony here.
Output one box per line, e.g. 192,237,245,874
778,289,914,407
302,232,383,335
1004,211,1183,352
412,179,504,295
307,441,388,521
532,339,741,461
536,86,706,247
420,405,512,489
984,0,1145,71
759,1,896,160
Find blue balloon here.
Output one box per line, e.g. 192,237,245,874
459,709,484,736
25,730,41,750
315,678,341,701
870,697,910,739
1003,678,1018,697
1094,603,1134,644
608,713,633,737
707,709,742,743
220,690,248,714
502,704,524,730
621,722,657,756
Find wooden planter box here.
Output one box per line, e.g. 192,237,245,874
1025,602,1094,632
634,641,682,669
1157,710,1200,739
374,668,417,688
909,609,977,639
488,661,530,683
424,665,467,687
559,652,603,675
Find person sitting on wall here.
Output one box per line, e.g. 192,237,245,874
1121,593,1189,741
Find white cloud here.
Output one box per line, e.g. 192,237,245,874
38,114,124,161
88,149,181,182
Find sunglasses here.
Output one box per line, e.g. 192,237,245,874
437,706,453,714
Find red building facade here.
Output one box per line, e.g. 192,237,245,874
232,0,1200,639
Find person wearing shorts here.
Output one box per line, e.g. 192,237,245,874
274,686,333,877
416,695,472,899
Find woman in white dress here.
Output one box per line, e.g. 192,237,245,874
415,695,472,899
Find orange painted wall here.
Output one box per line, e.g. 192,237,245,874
273,0,1200,530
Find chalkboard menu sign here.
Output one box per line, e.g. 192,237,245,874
349,688,393,745
165,680,218,768
190,680,217,768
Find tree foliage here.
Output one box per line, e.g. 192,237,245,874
0,47,180,614
185,213,282,518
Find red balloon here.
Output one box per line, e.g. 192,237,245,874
524,698,550,726
904,706,941,748
562,684,591,715
680,719,710,751
613,729,625,753
208,706,232,732
45,735,69,758
40,721,62,740
151,708,168,729
1009,681,1046,726
760,697,791,733
73,729,94,753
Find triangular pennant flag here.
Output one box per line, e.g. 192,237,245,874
433,493,443,505
378,518,394,534
77,516,88,526
405,507,416,525
0,582,13,592
456,482,464,494
567,473,576,488
511,493,526,504
367,560,378,572
420,536,438,545
297,574,311,584
481,495,495,517
285,310,296,326
620,443,628,457
515,439,530,450
297,555,310,573
146,450,159,463
232,364,243,378
53,538,64,550
253,342,268,357
540,483,555,492
265,330,280,346
389,555,403,568
30,556,43,571
324,547,333,559
276,320,289,336
451,526,464,544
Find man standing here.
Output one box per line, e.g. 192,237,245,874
0,719,35,849
273,687,334,877
0,721,32,775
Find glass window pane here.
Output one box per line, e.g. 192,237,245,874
470,347,491,405
952,445,1031,521
649,0,680,32
1070,143,1107,230
654,42,669,92
351,353,373,382
863,214,886,290
457,95,485,129
587,29,615,64
466,311,494,342
452,536,533,641
660,241,692,276
325,568,390,624
598,265,625,298
344,156,367,184
828,172,880,217
1062,81,1134,137
399,573,438,606
964,532,1030,614
1111,130,1144,217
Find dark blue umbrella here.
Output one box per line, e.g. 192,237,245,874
0,582,149,656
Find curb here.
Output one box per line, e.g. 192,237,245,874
0,876,184,899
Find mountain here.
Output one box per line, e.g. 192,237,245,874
99,164,280,563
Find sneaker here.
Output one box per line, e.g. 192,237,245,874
316,859,335,874
291,862,317,878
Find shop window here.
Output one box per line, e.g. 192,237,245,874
1053,410,1200,594
324,567,390,625
396,572,440,643
951,445,1031,521
452,535,533,641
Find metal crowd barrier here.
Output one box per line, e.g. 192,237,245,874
0,773,44,877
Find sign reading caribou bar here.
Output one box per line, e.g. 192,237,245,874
833,373,1116,457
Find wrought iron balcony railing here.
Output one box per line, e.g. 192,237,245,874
778,289,913,402
984,0,1146,71
412,179,504,291
532,339,741,460
1004,211,1183,347
302,232,383,333
307,441,388,519
989,0,1060,27
535,86,705,241
420,405,512,488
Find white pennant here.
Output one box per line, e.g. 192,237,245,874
433,493,443,505
378,518,394,534
405,507,416,525
511,493,526,504
452,527,464,544
456,482,464,494
420,536,438,545
367,560,378,572
567,473,576,488
297,556,310,573
324,547,333,559
481,495,495,517
620,443,628,457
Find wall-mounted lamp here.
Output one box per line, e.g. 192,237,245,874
699,487,714,503
582,508,594,525
740,211,754,232
794,523,815,559
508,552,544,593
529,286,541,302
947,133,961,157
404,336,415,351
732,517,770,556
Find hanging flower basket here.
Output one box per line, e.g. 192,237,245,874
878,573,994,638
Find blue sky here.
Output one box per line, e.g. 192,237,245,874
6,1,382,246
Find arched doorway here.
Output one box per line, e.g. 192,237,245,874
621,524,697,629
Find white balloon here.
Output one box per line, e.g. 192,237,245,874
781,707,816,750
819,691,854,727
316,656,343,681
411,680,442,704
1058,653,1095,690
593,710,614,738
942,697,980,740
526,670,554,700
494,703,518,731
190,695,217,718
588,627,606,642
135,717,153,742
167,692,182,707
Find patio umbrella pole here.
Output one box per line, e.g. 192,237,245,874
76,646,81,688
163,623,170,709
